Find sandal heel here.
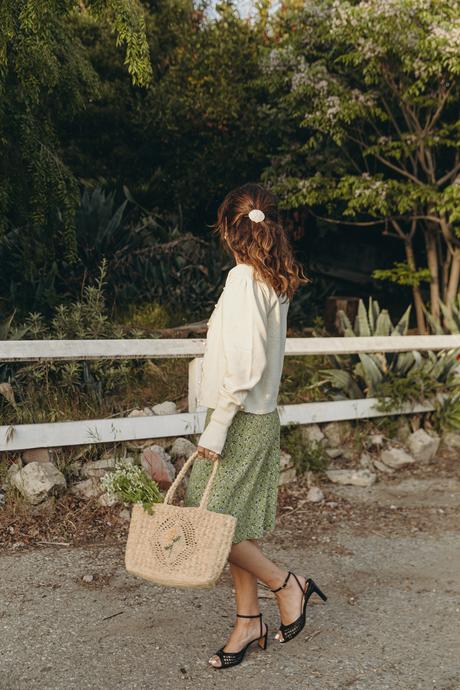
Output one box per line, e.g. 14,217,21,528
309,579,327,602
210,612,268,669
258,629,268,650
270,571,328,644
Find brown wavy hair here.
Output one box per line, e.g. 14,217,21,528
212,182,310,301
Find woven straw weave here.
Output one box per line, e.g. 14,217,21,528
125,450,236,588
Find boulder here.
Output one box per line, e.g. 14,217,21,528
70,478,102,500
0,382,15,405
300,424,325,444
170,437,197,460
279,450,296,486
306,486,324,503
152,401,177,415
21,448,51,464
326,469,376,487
381,447,415,469
325,448,342,459
359,452,373,469
81,458,117,479
322,421,352,448
128,409,147,418
394,418,411,444
366,434,385,449
373,459,395,474
143,407,154,416
11,462,66,505
98,492,119,507
341,448,357,461
407,429,440,464
141,445,176,489
6,462,21,484
441,431,460,452
119,508,131,522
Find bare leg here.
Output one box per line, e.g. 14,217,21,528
209,562,267,667
229,539,308,642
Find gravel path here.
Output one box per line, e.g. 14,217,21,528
1,477,459,690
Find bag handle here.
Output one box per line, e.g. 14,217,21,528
164,450,219,510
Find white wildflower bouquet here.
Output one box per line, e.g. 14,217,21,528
101,459,163,512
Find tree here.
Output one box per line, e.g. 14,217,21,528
0,0,151,301
264,0,460,333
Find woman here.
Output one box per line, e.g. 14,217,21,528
184,183,327,669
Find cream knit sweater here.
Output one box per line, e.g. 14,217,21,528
197,263,290,455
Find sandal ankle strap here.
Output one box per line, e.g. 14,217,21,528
236,612,264,639
236,612,262,618
270,570,292,594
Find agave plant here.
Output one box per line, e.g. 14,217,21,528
320,298,460,401
423,294,460,334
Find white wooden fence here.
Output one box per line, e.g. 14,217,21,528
1,335,459,452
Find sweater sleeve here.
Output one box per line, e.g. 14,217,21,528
197,272,270,456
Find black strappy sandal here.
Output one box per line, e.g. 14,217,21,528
271,571,327,643
209,612,268,669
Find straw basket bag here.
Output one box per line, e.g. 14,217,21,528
125,450,236,589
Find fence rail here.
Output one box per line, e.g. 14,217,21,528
1,335,459,452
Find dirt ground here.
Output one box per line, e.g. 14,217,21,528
1,458,459,690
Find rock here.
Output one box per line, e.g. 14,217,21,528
68,461,82,477
170,437,196,460
407,429,440,464
279,450,296,486
128,409,147,418
11,462,66,505
5,462,21,485
381,447,415,469
81,458,117,479
366,434,385,449
143,407,154,416
322,421,352,448
326,448,342,459
82,574,94,583
69,478,102,500
394,418,411,443
441,431,460,451
306,486,324,503
373,459,395,474
98,492,119,507
0,382,15,405
300,424,325,444
21,448,51,464
342,448,357,461
152,401,177,415
359,452,373,469
119,508,131,522
326,469,376,487
141,445,175,489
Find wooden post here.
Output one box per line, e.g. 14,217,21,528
188,357,205,412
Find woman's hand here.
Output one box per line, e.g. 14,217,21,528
197,445,221,462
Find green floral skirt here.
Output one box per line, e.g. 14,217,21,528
183,406,281,544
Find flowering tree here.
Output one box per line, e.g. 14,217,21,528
265,0,460,333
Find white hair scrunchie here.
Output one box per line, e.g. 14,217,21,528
248,209,265,223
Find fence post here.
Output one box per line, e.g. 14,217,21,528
188,357,205,412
